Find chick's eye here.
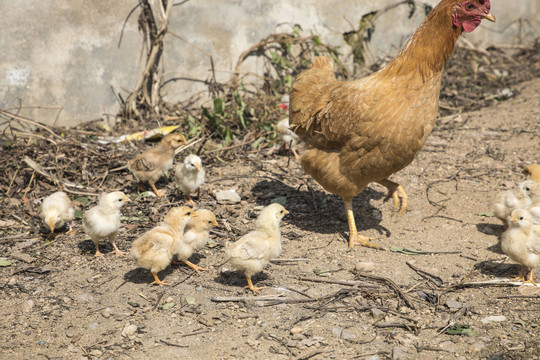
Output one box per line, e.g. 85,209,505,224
519,217,524,220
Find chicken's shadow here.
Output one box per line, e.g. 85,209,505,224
473,260,519,279
77,240,123,256
476,222,504,237
214,270,270,291
251,179,391,238
123,267,176,285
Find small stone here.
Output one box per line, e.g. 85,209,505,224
469,342,486,352
481,315,506,324
287,339,298,347
370,308,385,319
292,333,305,340
444,299,462,310
121,324,138,338
392,346,407,360
101,308,111,319
75,293,94,303
290,326,304,335
215,189,241,204
89,349,103,356
22,300,34,312
65,327,76,338
355,262,375,273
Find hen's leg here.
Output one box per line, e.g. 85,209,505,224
343,198,378,249
182,260,209,274
512,266,526,282
378,179,408,215
150,272,170,286
245,274,266,294
522,267,537,286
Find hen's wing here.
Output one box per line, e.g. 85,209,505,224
229,232,271,260
129,149,162,172
290,57,369,148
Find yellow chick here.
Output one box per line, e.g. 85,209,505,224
175,154,205,206
130,206,195,286
83,191,130,257
523,164,540,182
172,209,218,273
501,209,540,285
493,180,537,227
128,133,187,197
226,203,289,293
40,191,75,236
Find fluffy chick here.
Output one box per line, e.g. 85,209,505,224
131,206,195,285
501,209,540,285
40,191,75,236
175,154,205,205
128,133,186,197
277,117,301,159
523,164,540,182
493,180,537,227
226,203,289,293
172,209,218,273
83,191,130,257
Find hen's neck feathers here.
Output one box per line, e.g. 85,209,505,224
378,2,461,80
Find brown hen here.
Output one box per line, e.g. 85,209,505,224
290,0,494,248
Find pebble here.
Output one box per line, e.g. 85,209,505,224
445,299,462,310
370,308,385,320
290,326,304,335
355,262,375,273
287,339,298,347
121,324,138,338
392,346,407,360
215,189,241,204
22,300,35,312
481,315,506,324
75,293,94,303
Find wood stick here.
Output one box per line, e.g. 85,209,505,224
211,295,285,302
406,261,443,286
299,276,378,288
355,273,416,309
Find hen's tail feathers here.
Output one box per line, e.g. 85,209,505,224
312,56,334,71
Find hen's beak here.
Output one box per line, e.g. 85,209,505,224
483,12,495,22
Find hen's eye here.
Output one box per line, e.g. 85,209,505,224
465,3,474,10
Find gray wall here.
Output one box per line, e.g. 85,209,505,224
1,0,538,127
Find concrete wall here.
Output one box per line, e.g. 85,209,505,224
1,0,538,128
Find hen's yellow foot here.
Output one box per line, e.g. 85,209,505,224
183,260,209,274
350,233,378,249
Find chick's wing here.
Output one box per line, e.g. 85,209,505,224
230,232,271,260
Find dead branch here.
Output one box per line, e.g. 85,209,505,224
355,273,416,309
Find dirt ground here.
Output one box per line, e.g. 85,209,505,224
1,75,540,359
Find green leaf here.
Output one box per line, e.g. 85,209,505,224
251,136,265,150
184,296,196,305
271,196,287,205
74,196,90,205
447,324,475,336
213,98,225,116
74,209,84,219
207,239,220,248
390,246,425,255
128,301,140,308
478,212,494,217
513,320,526,327
162,302,175,310
0,259,12,267
313,268,331,277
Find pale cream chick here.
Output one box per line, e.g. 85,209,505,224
277,117,301,159
40,191,75,236
175,154,205,205
493,180,537,227
523,164,540,182
172,209,218,273
130,206,195,286
501,209,540,285
128,133,187,197
226,203,289,293
83,191,130,257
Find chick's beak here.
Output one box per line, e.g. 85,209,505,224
48,222,55,233
510,217,518,223
283,209,290,216
179,134,187,144
195,163,201,171
212,220,219,227
482,12,495,22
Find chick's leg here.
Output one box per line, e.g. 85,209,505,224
185,194,196,207
512,266,526,282
108,232,126,257
522,267,537,286
182,260,209,273
343,198,378,249
93,240,105,257
377,179,408,216
245,274,266,294
150,183,164,197
150,272,170,286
